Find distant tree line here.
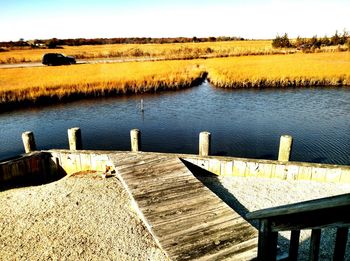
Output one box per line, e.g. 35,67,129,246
0,36,245,48
272,31,349,49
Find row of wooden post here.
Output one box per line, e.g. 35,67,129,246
21,128,83,153
21,128,293,161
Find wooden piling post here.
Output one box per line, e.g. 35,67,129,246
130,129,141,152
278,135,293,161
22,131,37,153
68,127,82,150
199,131,211,156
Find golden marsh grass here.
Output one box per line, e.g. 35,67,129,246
205,52,350,87
1,52,349,110
0,60,205,106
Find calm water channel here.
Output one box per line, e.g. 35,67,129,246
0,81,349,165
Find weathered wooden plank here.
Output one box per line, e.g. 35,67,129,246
121,164,190,183
126,178,204,200
155,210,242,241
122,165,213,199
131,171,198,189
134,184,204,204
117,155,172,172
163,220,254,255
111,152,258,261
139,194,220,217
151,205,229,227
116,156,166,172
120,157,181,173
125,172,196,191
195,237,258,261
123,160,188,176
121,163,184,179
111,153,164,168
168,236,256,261
167,222,257,260
154,208,236,235
119,163,185,181
135,186,216,210
143,196,223,222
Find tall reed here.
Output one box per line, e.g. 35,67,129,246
205,52,350,88
0,60,205,109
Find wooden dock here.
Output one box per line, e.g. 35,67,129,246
110,152,258,260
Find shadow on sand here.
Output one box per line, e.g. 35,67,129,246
180,159,340,259
0,158,67,192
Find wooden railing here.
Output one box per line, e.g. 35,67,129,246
246,193,350,261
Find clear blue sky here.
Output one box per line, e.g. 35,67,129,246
1,0,349,41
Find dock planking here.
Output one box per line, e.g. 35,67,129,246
110,152,258,260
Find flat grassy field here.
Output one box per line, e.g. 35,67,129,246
0,40,287,64
1,52,349,109
2,40,347,64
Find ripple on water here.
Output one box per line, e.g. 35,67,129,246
0,83,349,165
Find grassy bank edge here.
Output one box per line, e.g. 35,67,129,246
0,72,207,113
2,71,350,113
207,76,350,88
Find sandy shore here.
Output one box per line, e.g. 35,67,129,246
0,171,168,261
1,171,349,260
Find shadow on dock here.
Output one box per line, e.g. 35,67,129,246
181,159,253,223
181,159,294,258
